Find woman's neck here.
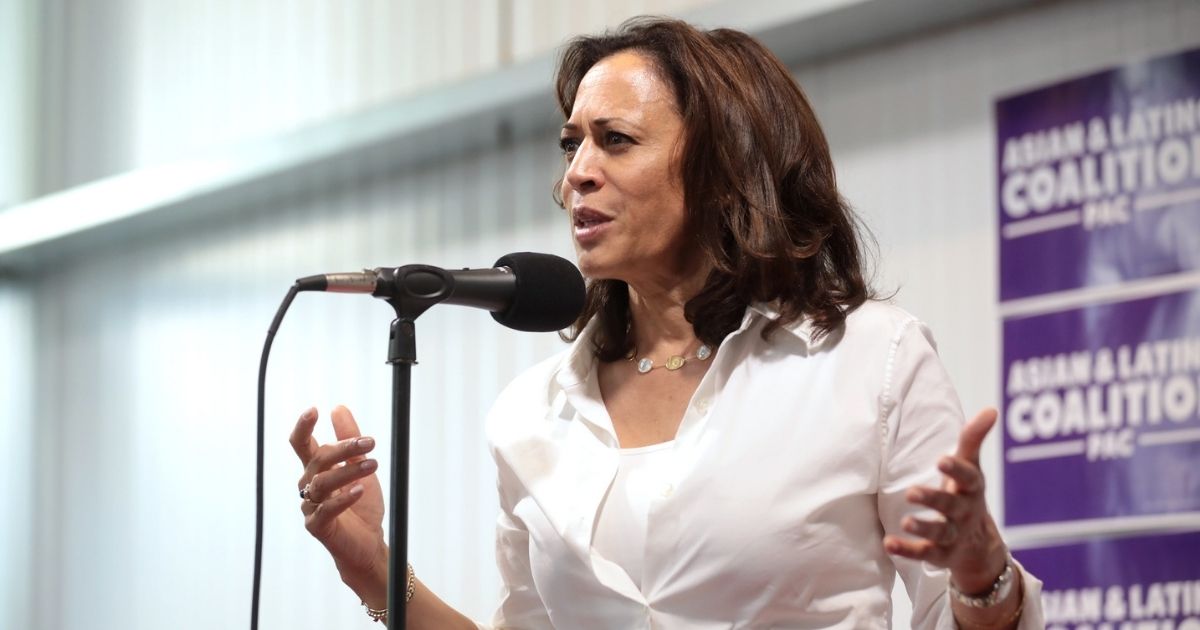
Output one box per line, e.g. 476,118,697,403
625,267,708,356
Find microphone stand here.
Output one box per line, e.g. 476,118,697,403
376,264,457,630
296,256,577,630
385,314,417,630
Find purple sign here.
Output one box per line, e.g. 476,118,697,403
996,46,1200,301
1014,532,1200,629
1001,288,1200,526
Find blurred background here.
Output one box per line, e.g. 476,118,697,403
1,0,1197,628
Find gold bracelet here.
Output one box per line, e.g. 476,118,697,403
362,602,387,624
361,563,416,623
407,562,416,603
949,553,1015,608
963,596,1025,630
959,568,1026,630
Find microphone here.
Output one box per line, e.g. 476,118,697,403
295,252,586,332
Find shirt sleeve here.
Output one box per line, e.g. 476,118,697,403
876,318,1046,629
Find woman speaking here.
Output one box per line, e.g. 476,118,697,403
289,17,1045,629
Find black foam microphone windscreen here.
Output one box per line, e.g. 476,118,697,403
491,252,586,332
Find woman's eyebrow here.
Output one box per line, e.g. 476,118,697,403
561,117,639,132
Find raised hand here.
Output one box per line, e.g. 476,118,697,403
290,405,389,605
884,408,1010,595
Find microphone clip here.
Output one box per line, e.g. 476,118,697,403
374,264,457,322
374,265,457,365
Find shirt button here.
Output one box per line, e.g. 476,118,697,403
660,483,674,498
695,398,710,412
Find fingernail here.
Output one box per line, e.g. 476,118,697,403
302,408,317,421
349,484,364,496
356,437,374,450
360,459,377,471
909,489,926,501
938,458,953,472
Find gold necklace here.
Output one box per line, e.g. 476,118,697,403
628,343,713,374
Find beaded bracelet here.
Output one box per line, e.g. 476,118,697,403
949,554,1015,608
362,563,415,623
960,594,1025,630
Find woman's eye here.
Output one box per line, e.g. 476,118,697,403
559,138,580,155
605,131,630,145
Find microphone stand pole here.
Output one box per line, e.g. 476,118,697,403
385,315,417,630
376,266,465,629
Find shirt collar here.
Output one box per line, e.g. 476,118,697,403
745,301,816,345
553,316,601,391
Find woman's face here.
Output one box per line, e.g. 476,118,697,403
559,51,691,285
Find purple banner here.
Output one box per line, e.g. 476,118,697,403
996,47,1200,302
1014,532,1200,630
1002,289,1200,526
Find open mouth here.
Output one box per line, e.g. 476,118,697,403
572,207,613,244
572,207,612,227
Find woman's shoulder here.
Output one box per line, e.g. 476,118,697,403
483,344,580,443
833,300,937,355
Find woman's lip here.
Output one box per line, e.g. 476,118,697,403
571,206,612,245
572,206,612,224
573,218,611,245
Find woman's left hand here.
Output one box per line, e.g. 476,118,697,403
884,408,1010,594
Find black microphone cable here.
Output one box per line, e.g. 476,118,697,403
251,283,300,630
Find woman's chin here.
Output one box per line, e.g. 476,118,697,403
575,255,624,282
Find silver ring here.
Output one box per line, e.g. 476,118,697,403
300,482,317,503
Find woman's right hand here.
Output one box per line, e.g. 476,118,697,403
290,405,389,607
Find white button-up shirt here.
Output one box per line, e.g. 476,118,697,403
484,302,1045,629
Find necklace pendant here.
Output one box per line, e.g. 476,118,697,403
665,355,686,371
696,344,712,361
636,358,654,373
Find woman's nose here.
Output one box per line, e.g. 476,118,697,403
564,140,604,193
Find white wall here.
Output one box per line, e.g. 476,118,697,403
33,0,501,193
0,283,34,630
0,4,37,627
0,0,36,207
6,1,1200,629
31,0,717,195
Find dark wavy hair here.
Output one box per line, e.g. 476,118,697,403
554,17,871,361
